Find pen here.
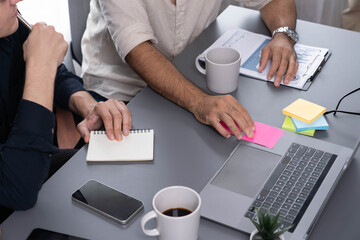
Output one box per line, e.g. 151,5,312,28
17,13,32,31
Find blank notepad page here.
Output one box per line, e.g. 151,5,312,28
86,129,154,162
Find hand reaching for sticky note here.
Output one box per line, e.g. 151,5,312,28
220,121,284,149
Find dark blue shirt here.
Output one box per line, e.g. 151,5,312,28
0,23,86,210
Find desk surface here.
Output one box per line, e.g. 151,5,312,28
2,6,360,240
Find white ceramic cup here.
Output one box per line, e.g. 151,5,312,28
141,186,201,240
195,47,241,94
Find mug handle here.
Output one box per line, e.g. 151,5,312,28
195,54,206,75
141,210,160,236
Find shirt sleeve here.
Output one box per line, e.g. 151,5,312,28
233,0,272,9
98,0,158,61
54,64,87,110
0,100,59,210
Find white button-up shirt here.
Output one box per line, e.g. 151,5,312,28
81,0,271,101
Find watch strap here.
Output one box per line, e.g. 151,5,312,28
272,26,299,43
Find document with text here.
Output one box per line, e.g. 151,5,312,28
198,28,330,90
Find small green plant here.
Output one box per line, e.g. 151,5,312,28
250,208,292,240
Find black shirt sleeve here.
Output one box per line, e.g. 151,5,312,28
0,22,87,210
0,100,58,210
54,64,87,110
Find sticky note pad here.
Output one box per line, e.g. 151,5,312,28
290,115,329,131
242,122,284,149
282,116,315,136
220,121,284,148
282,99,326,124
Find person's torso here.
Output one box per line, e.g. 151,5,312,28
81,0,221,101
0,24,28,143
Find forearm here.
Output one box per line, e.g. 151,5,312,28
0,100,58,210
22,61,57,111
260,0,297,32
68,91,97,118
0,147,51,210
125,41,207,113
53,64,86,111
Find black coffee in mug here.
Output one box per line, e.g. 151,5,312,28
163,208,192,217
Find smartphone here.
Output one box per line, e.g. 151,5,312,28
72,180,144,224
27,228,88,240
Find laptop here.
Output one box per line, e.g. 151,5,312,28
200,130,360,239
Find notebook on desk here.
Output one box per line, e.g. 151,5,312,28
200,128,360,239
86,129,154,162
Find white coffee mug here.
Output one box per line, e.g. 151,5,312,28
141,186,201,240
195,47,241,94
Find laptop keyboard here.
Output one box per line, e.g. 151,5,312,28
245,143,337,232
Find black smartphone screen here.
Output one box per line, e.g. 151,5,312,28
27,228,88,240
72,180,143,224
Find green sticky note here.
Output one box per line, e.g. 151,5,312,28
282,116,315,136
282,99,326,124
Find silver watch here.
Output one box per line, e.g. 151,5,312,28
272,26,299,43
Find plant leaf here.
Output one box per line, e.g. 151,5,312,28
250,218,262,232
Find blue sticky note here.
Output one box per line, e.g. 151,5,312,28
290,115,329,131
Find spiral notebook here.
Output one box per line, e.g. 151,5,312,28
86,129,154,162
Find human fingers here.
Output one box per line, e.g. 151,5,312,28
115,101,132,136
77,121,91,143
221,115,243,140
93,102,115,140
267,51,281,87
283,54,298,83
258,46,270,73
231,105,255,139
106,100,124,141
274,57,288,86
24,23,67,67
222,96,255,139
212,120,231,139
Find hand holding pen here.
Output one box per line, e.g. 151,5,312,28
19,13,68,68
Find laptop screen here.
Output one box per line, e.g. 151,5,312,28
211,144,281,198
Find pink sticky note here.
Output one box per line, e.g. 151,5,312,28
220,121,284,149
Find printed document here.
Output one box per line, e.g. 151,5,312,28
198,28,330,89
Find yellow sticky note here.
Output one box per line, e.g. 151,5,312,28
282,116,315,136
282,99,326,124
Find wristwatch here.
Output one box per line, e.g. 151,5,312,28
272,26,299,43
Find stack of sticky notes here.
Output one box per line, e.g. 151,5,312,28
281,99,329,136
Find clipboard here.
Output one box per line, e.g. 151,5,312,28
302,50,331,91
195,28,331,91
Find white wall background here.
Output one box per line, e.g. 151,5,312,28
17,0,71,41
221,0,349,28
18,0,349,44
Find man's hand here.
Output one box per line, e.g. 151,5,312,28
23,23,68,69
77,99,132,143
259,0,298,87
257,34,298,87
126,41,255,140
22,23,68,111
191,94,255,140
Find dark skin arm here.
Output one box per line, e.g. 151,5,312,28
259,0,298,87
126,41,255,140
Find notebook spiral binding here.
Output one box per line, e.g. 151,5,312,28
92,129,153,134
